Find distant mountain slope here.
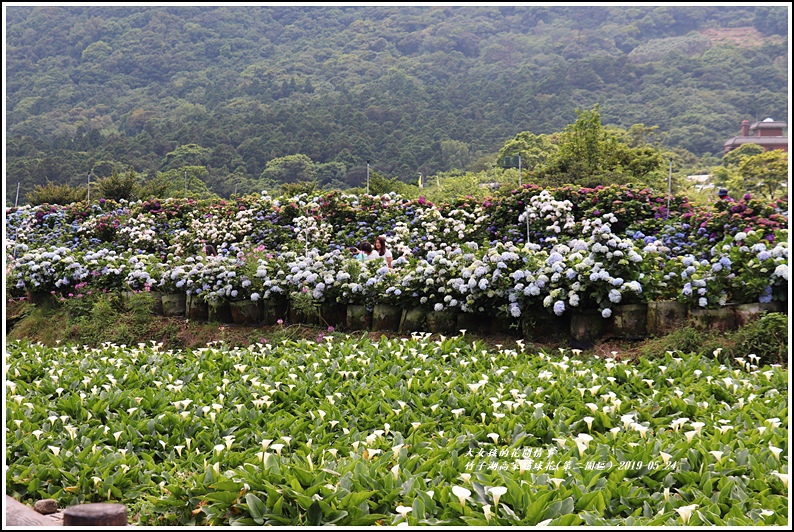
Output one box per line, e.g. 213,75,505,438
4,5,788,202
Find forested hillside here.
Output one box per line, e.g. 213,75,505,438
4,5,789,203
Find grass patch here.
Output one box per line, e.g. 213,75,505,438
732,312,788,366
639,325,735,360
6,304,71,345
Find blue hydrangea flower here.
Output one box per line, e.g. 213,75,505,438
547,252,563,265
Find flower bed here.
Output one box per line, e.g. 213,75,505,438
5,186,788,318
5,337,788,526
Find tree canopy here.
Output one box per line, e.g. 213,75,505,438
737,150,788,200
5,5,789,204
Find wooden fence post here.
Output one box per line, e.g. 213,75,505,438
63,503,127,526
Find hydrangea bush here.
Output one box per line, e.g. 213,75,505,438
5,185,789,316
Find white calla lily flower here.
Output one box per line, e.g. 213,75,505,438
675,504,698,525
451,486,471,508
488,486,507,508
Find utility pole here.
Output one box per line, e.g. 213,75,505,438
184,170,188,198
87,172,91,203
15,182,20,207
366,160,370,195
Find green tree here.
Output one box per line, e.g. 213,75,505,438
618,144,667,190
136,173,171,201
753,6,788,36
440,139,472,171
625,123,662,148
164,144,210,171
722,143,765,168
738,150,788,200
260,154,316,184
81,40,112,63
366,172,414,196
91,160,118,179
497,131,557,172
534,106,667,189
4,5,788,197
315,161,347,189
156,166,216,200
213,167,254,198
207,144,244,174
548,105,609,182
26,181,86,206
709,165,736,189
95,166,140,201
418,168,508,204
281,180,318,196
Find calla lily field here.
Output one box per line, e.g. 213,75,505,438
4,184,789,525
4,335,788,525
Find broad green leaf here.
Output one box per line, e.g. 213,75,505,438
291,466,315,488
263,514,292,525
229,517,258,526
210,480,241,491
524,490,555,525
202,466,215,485
412,496,426,520
575,490,605,513
340,490,376,509
308,501,322,526
272,495,284,516
541,496,574,521
551,514,583,526
245,493,267,524
203,491,239,505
